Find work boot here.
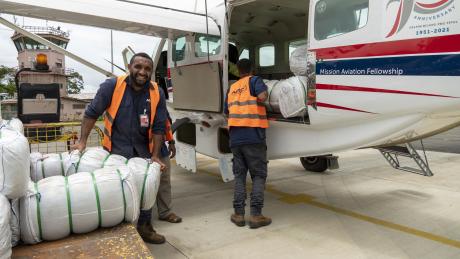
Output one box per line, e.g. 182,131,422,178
230,213,245,227
137,222,166,244
249,215,272,229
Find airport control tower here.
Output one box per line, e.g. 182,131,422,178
6,26,89,122
11,26,70,98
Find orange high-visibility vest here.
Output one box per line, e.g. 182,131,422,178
227,76,268,128
102,74,161,152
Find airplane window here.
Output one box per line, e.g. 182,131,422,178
194,33,221,57
239,49,249,60
289,39,308,59
173,36,186,61
259,44,275,67
314,0,369,40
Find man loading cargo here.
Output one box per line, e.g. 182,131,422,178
74,52,181,244
224,58,271,229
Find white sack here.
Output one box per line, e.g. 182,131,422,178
289,45,308,76
278,76,308,118
0,127,30,199
0,194,11,259
102,154,128,168
2,118,24,135
127,158,161,210
30,151,80,182
10,199,20,247
20,166,139,244
264,80,281,113
75,147,127,172
264,76,308,118
75,148,110,173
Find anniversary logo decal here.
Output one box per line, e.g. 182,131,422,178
386,0,456,37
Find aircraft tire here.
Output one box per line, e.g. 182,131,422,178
300,156,328,172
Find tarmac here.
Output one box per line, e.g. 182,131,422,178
147,127,460,259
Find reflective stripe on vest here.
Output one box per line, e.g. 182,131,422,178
227,76,268,128
102,75,160,152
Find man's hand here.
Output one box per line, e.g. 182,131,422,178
70,141,86,153
151,156,166,171
168,143,176,159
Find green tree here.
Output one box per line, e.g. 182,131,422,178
0,66,17,97
66,71,84,94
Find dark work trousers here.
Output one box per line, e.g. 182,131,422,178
231,143,268,216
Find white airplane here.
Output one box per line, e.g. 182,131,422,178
1,0,459,181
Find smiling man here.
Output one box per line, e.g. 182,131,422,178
74,52,181,244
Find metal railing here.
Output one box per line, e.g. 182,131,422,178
21,26,69,38
24,121,103,154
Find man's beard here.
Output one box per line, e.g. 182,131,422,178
131,71,150,86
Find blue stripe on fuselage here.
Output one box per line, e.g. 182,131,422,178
317,53,460,76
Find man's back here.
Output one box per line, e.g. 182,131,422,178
225,76,268,147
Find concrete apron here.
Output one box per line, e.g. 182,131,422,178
148,149,460,259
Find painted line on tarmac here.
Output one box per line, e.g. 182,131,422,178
175,160,460,249
266,185,460,249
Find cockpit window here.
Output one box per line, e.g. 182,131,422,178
314,0,369,40
173,36,186,61
194,33,221,57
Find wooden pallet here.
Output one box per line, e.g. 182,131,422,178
12,223,153,258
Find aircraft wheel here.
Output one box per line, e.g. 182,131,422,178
300,156,328,172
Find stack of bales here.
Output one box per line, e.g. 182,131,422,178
0,118,162,254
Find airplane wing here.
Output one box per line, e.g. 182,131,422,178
0,0,220,37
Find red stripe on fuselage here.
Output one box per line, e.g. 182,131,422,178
315,34,460,60
315,102,376,114
316,84,458,98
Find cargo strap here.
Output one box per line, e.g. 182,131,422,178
140,163,150,207
90,172,102,227
102,154,112,167
65,177,74,233
116,169,127,220
74,150,86,173
34,183,43,240
59,153,65,176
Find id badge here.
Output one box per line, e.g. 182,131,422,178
140,113,149,128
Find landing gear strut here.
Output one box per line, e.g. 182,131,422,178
300,155,339,173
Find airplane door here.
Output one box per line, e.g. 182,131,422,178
308,0,373,125
169,33,223,113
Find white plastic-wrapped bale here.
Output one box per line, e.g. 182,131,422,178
278,76,308,118
289,45,308,76
10,199,20,247
2,118,24,135
264,76,308,118
0,194,11,259
102,154,128,168
265,80,281,113
30,151,80,182
75,148,127,173
74,148,108,173
20,165,139,244
127,158,161,210
0,127,30,199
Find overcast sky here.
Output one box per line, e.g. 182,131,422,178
0,0,214,93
